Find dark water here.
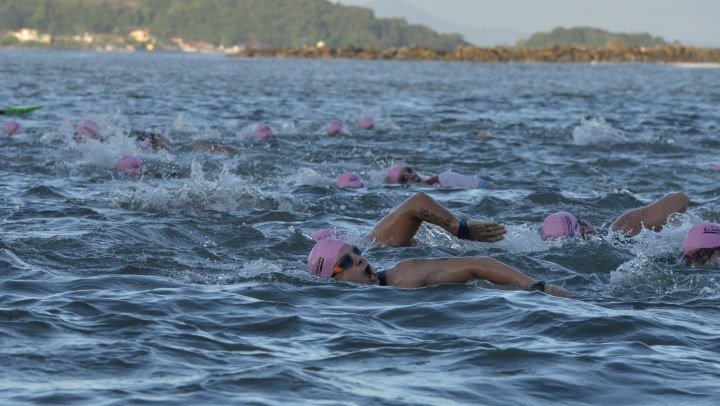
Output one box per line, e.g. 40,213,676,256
1,50,720,404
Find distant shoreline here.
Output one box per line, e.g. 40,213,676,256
3,44,720,64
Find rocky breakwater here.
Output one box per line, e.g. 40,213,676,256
230,43,720,64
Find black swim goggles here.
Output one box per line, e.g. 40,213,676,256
399,167,414,184
685,247,720,267
332,245,362,276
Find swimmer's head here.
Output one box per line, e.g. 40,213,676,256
541,212,597,240
132,130,171,150
254,123,275,140
307,238,349,278
310,228,344,241
4,120,21,136
359,115,375,130
327,120,343,136
75,119,102,140
336,172,364,188
386,164,422,184
683,222,720,267
307,238,377,284
541,212,579,240
116,155,145,175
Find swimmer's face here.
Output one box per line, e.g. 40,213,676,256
399,167,422,185
685,248,720,268
578,219,597,238
332,244,378,285
151,136,171,150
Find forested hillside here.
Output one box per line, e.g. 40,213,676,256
517,27,667,49
0,0,466,50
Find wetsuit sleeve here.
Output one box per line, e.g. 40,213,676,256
425,175,440,185
437,171,482,188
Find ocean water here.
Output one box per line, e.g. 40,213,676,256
1,50,719,405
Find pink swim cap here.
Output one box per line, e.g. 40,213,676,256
4,120,21,136
75,119,101,139
336,172,364,188
254,123,275,140
359,116,375,130
541,212,580,240
307,238,348,278
310,228,344,241
682,222,720,256
327,120,343,136
116,155,145,175
386,164,406,184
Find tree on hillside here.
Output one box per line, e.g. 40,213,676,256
516,26,667,49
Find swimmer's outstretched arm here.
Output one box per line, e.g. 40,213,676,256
610,192,690,237
190,140,239,155
369,192,506,247
386,256,571,298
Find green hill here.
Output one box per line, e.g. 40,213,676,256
517,27,668,49
0,0,466,50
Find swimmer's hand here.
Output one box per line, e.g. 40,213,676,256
544,283,573,298
464,220,506,242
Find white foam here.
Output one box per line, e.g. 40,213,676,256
285,167,327,186
494,223,550,253
178,259,286,284
667,62,720,69
110,159,271,212
608,212,706,288
572,116,628,145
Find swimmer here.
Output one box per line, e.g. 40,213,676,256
683,222,720,268
73,119,171,150
307,192,570,297
72,118,235,154
327,120,344,136
178,121,277,151
253,123,276,140
336,172,364,188
541,192,690,240
116,155,146,176
129,129,171,150
189,122,276,152
386,164,493,189
359,115,374,130
73,119,103,143
4,120,22,136
114,155,181,178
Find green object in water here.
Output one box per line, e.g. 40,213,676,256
0,105,43,115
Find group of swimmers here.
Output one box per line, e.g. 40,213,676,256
7,115,494,191
6,115,718,297
308,186,718,297
4,114,379,176
4,117,273,174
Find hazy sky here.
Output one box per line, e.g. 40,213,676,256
339,0,720,47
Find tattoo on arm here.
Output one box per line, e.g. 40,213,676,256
420,207,452,229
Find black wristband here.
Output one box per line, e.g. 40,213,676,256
530,281,546,292
457,219,471,240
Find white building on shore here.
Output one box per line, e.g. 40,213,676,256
11,28,51,44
